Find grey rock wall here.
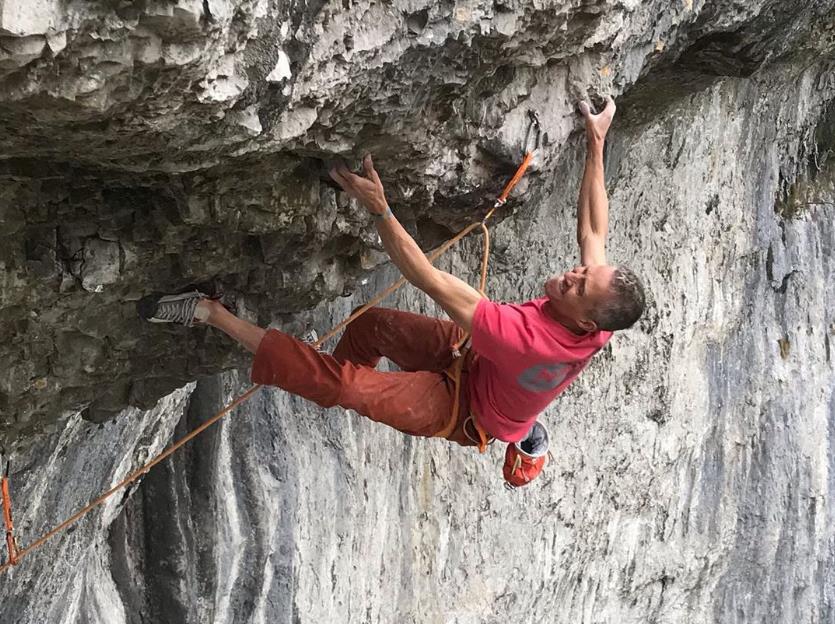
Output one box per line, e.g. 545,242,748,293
0,1,833,623
0,387,191,623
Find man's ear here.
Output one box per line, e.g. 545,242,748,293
578,317,598,333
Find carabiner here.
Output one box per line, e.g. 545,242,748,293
523,109,542,155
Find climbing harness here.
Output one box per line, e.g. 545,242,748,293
463,414,493,452
0,113,542,574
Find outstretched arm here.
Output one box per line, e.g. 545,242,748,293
329,156,483,332
576,97,616,266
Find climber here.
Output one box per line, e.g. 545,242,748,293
138,97,645,486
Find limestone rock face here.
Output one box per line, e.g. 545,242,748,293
0,1,833,623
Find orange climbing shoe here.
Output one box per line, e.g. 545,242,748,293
502,421,549,488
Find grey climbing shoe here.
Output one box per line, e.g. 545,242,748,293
137,291,210,327
519,421,549,457
299,328,319,346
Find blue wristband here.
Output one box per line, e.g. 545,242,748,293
373,206,394,221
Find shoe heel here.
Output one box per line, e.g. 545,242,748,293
136,294,160,320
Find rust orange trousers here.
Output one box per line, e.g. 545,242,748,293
251,307,479,446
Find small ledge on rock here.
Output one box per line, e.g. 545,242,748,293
227,106,263,136
80,239,121,293
139,0,204,35
0,34,46,70
199,54,249,103
44,30,66,54
267,50,292,82
273,106,318,141
0,0,62,36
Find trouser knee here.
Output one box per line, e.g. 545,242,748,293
346,306,381,332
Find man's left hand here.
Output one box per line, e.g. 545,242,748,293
329,154,389,215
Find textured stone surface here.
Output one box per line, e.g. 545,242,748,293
0,387,191,622
0,0,833,622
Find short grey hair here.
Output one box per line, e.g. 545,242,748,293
593,266,646,331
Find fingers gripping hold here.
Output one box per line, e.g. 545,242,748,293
363,154,382,186
578,101,592,118
578,95,616,141
328,154,390,216
578,96,615,118
328,165,350,190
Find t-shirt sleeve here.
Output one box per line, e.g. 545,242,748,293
470,299,534,361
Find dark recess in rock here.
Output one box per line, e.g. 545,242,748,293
406,9,429,35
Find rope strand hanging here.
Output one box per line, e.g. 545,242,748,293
0,119,540,575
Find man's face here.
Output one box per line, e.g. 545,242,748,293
544,264,616,331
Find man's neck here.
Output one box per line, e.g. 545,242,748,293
543,300,588,336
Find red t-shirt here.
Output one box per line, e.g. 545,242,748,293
468,297,612,442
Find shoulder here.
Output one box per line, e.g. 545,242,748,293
575,330,613,359
593,329,614,347
474,298,540,325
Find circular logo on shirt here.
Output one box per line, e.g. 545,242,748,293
516,363,571,393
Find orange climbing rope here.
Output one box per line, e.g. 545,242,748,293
2,465,18,568
0,125,539,575
0,385,260,575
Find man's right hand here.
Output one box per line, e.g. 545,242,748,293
579,97,616,144
329,155,390,216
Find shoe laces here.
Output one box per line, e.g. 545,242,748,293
156,296,201,327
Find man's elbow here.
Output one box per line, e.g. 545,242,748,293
578,234,608,266
419,268,445,299
578,231,606,247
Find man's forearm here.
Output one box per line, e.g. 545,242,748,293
577,137,609,245
374,212,437,291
